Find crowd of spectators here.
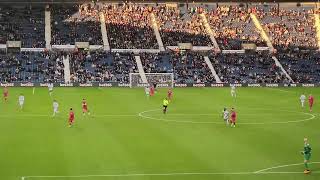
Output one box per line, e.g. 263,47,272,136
51,4,102,45
70,51,137,83
259,6,317,51
0,5,45,48
278,50,320,83
0,51,64,82
206,5,266,50
0,3,319,84
140,52,173,73
102,4,158,49
2,49,319,84
211,52,288,83
69,50,216,84
155,5,212,46
171,52,215,83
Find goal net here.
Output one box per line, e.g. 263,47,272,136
129,73,174,88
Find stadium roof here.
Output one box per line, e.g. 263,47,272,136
0,0,319,4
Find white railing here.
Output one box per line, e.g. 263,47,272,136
204,56,222,83
99,12,110,51
250,13,275,53
45,7,51,49
272,56,294,83
150,13,165,51
199,13,220,51
134,56,148,83
314,14,320,51
63,55,71,83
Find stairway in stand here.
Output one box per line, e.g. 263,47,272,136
63,55,71,83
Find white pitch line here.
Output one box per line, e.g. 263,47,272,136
152,113,276,116
22,172,253,179
138,109,316,125
93,114,137,117
265,88,294,93
21,170,320,179
0,110,316,125
0,114,137,118
21,161,320,179
32,87,35,95
259,171,320,174
254,161,320,173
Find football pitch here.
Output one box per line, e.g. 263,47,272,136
0,87,319,180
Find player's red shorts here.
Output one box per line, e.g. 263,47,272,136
309,102,313,107
231,118,236,123
69,118,74,123
82,106,88,112
3,92,8,97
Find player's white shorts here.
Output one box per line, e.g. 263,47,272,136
19,101,24,106
146,92,150,96
231,90,236,97
53,108,58,113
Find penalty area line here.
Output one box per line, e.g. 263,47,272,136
21,170,320,179
254,161,320,173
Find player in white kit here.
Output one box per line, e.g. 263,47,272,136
300,94,306,108
145,86,150,98
231,85,236,97
48,83,54,96
18,94,25,110
52,100,59,117
222,108,230,125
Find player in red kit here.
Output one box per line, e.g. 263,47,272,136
68,108,75,127
167,88,173,101
230,108,237,127
150,85,155,97
82,99,90,116
3,86,8,102
308,95,314,112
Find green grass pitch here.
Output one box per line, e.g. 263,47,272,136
0,87,319,180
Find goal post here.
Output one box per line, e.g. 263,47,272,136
129,73,174,88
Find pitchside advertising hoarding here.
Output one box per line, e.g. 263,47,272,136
0,82,317,87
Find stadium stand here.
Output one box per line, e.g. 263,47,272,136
0,2,319,84
140,52,173,73
102,4,158,49
0,5,45,48
0,51,64,82
69,51,138,83
259,5,317,51
51,4,102,45
154,5,212,46
206,5,267,50
277,50,320,83
172,52,215,83
211,52,288,83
